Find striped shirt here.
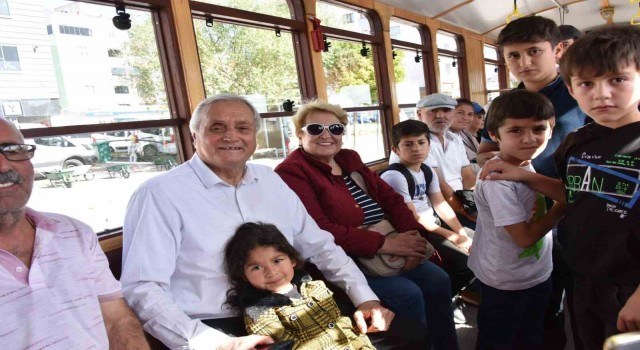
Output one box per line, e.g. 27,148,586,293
0,208,122,350
343,175,384,225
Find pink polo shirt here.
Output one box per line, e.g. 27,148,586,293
0,208,122,349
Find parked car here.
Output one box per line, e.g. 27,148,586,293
26,136,97,174
95,128,176,157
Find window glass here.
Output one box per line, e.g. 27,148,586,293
322,39,379,108
483,45,498,61
438,55,460,98
0,45,20,71
191,0,292,18
0,0,9,16
316,1,372,35
436,32,458,51
343,110,384,162
24,127,180,233
0,1,170,125
248,116,295,169
485,63,500,102
193,19,301,112
1,1,177,235
399,107,417,122
393,47,426,105
389,19,421,44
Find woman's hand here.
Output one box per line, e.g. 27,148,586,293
378,230,428,258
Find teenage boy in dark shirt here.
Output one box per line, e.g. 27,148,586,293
481,25,640,350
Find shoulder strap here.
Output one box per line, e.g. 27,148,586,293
420,164,433,191
381,163,416,199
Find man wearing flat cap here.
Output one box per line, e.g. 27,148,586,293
390,93,477,227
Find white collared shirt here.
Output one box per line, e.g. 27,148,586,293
389,130,470,191
121,154,378,350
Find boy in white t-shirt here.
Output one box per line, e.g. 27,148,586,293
469,89,566,350
381,119,474,296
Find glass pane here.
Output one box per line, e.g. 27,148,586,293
0,1,170,125
485,63,500,91
399,107,417,122
343,110,384,162
194,19,301,112
390,18,421,44
249,116,295,169
323,39,379,108
394,48,426,105
27,128,180,233
483,45,498,61
436,31,458,51
0,0,9,16
192,0,292,18
438,55,461,98
316,1,372,35
0,45,20,71
487,91,501,102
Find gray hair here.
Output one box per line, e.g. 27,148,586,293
189,93,261,134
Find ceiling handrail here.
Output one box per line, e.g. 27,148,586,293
506,0,523,23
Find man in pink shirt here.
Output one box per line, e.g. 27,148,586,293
0,118,148,349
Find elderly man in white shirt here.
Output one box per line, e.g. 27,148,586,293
121,94,428,350
390,93,477,228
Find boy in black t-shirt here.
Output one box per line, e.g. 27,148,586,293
480,26,640,350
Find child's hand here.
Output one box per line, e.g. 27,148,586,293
479,159,526,182
354,300,395,334
449,234,472,253
617,287,640,332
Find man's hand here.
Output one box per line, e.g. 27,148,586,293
353,300,395,334
479,158,526,181
617,288,640,332
217,335,274,350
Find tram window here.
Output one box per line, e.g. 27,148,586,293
2,1,180,235
193,20,301,112
343,110,385,163
251,117,296,168
26,128,180,234
322,39,379,108
316,1,372,35
485,63,500,101
399,107,418,122
393,47,427,105
438,54,461,98
390,19,422,44
192,0,293,18
437,31,465,98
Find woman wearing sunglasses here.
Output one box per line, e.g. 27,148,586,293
275,100,458,350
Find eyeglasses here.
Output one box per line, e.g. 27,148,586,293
301,123,345,136
0,144,36,161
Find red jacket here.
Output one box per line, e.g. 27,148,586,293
275,148,425,257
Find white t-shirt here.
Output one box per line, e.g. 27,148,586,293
468,159,553,290
389,131,470,191
380,165,440,225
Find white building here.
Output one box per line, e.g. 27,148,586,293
0,0,59,124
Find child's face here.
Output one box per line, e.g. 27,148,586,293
451,104,475,132
568,64,640,129
393,134,430,165
502,41,560,87
490,117,552,166
471,112,485,131
244,246,296,294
